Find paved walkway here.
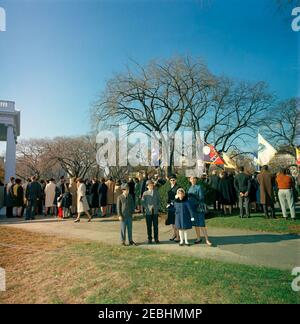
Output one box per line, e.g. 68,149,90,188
1,215,299,270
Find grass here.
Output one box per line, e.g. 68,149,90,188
205,211,300,234
0,226,299,304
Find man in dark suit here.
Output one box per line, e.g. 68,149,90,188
234,166,251,218
25,176,42,220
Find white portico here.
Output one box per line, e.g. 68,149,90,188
0,100,20,183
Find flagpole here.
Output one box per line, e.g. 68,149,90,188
256,128,260,172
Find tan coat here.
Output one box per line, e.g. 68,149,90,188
106,180,115,205
257,171,275,205
69,181,78,208
113,185,122,205
77,183,89,213
45,182,56,208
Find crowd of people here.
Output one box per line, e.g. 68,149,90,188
0,164,298,246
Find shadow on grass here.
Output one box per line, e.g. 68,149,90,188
209,233,299,246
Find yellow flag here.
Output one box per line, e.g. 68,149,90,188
296,147,300,165
223,152,236,169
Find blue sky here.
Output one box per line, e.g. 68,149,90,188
0,0,299,144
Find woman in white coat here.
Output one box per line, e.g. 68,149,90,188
45,179,56,216
75,178,92,223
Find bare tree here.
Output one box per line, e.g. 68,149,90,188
47,136,98,178
92,56,276,174
201,79,274,152
93,57,215,175
16,139,57,179
260,98,300,155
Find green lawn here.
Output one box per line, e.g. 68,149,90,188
206,212,300,234
52,242,300,304
1,227,299,304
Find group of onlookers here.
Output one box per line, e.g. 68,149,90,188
207,165,298,220
2,176,72,220
0,164,298,246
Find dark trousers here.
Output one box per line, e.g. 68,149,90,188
6,206,13,218
238,195,250,217
120,217,133,243
146,213,159,241
26,199,39,219
263,204,275,218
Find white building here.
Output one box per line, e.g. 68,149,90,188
0,100,21,182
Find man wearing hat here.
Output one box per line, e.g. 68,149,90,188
142,180,161,244
117,184,136,246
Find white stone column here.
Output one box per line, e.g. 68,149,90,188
5,125,16,183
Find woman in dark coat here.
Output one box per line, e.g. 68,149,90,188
166,175,179,242
218,171,236,215
98,178,108,217
91,178,100,217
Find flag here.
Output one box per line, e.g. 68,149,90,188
296,147,300,166
203,144,224,165
222,152,237,169
257,134,277,166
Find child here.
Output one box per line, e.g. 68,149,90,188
57,195,64,219
142,180,161,244
117,184,136,246
174,188,194,246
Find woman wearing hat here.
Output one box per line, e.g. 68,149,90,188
188,176,212,246
166,175,180,242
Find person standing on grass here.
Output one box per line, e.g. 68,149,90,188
276,168,296,221
98,178,108,217
134,177,141,212
218,171,236,215
113,180,123,215
142,180,161,244
5,177,15,218
91,178,100,217
117,184,136,246
61,184,72,218
139,173,148,215
128,177,136,206
208,170,220,211
234,166,251,218
166,174,180,242
69,177,78,217
106,177,115,216
25,176,42,220
12,179,24,218
257,165,276,219
173,188,194,246
74,178,92,223
188,176,212,246
44,178,56,217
